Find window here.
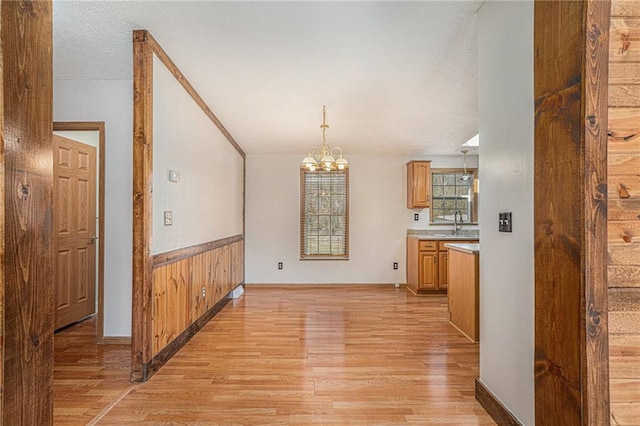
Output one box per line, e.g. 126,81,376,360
300,170,349,259
430,169,478,224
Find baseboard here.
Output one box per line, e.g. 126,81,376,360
141,286,238,381
99,336,131,345
475,378,522,426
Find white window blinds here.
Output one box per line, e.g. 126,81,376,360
300,170,349,259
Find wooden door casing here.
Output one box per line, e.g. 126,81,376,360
53,135,97,330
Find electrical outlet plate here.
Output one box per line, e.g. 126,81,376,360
201,286,206,298
414,213,419,221
169,170,181,182
278,262,283,270
164,211,173,226
393,262,398,270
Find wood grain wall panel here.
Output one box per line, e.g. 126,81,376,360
609,86,640,106
609,242,640,264
609,265,640,287
151,239,243,359
608,1,640,423
213,245,231,304
610,63,640,84
612,0,640,16
610,18,640,61
609,199,640,220
189,253,206,323
609,175,640,199
230,240,244,287
609,220,640,242
2,0,54,423
152,267,168,356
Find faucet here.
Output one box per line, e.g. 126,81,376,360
454,210,463,235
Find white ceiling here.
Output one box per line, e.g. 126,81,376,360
53,1,480,156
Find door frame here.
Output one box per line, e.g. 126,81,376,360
53,121,106,342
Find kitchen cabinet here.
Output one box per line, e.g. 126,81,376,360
406,161,431,208
445,243,480,342
406,237,478,295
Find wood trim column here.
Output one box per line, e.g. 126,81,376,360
2,0,54,423
132,30,154,382
533,1,610,424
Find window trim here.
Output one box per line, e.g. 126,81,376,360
300,169,350,260
429,167,478,225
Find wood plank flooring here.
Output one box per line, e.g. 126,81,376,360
53,317,132,424
54,285,494,425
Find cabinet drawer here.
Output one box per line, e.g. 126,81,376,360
419,240,437,251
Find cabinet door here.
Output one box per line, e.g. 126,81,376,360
418,252,437,289
438,251,448,289
407,161,431,208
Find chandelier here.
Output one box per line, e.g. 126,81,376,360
301,106,349,172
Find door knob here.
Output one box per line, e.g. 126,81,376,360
89,235,97,244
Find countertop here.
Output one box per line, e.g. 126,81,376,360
406,230,480,240
444,243,480,255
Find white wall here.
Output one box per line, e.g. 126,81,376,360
478,1,534,424
245,154,477,284
54,80,133,337
152,55,244,254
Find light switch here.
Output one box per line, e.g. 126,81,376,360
499,212,512,232
164,211,173,226
169,170,180,182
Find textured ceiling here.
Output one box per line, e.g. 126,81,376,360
53,1,480,156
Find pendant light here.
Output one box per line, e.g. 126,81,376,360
301,106,348,172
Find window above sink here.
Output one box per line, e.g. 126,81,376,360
430,168,478,225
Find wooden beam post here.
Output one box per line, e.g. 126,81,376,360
131,29,154,382
534,1,610,424
1,0,54,422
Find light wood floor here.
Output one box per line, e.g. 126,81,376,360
54,285,495,425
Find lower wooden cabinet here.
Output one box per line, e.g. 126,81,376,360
406,237,478,295
438,251,448,289
419,251,438,289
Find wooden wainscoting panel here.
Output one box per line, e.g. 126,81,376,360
152,267,168,356
213,245,231,304
205,248,218,311
151,260,190,357
167,260,190,343
189,253,207,323
149,237,244,373
230,240,244,287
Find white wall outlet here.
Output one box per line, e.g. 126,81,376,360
169,170,181,182
164,211,173,226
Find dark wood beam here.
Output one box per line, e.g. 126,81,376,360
533,1,610,424
2,0,54,422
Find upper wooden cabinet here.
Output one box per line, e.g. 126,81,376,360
406,161,431,208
